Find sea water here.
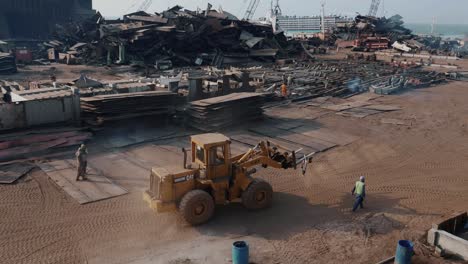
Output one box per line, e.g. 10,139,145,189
405,23,468,39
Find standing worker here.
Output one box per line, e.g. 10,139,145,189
281,83,288,98
75,144,88,181
282,73,287,84
351,176,366,212
287,75,293,86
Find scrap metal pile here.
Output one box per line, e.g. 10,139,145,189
253,60,396,100
45,5,295,67
333,15,413,43
80,91,178,125
0,53,17,74
411,36,468,57
332,15,467,57
187,92,264,131
371,71,446,95
241,59,447,99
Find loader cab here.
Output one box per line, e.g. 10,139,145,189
191,133,231,180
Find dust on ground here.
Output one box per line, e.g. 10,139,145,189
1,59,468,264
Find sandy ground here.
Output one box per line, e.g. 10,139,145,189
1,60,468,264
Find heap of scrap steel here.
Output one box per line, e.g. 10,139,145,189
370,71,446,95
45,5,296,67
80,91,178,125
332,15,467,57
255,60,395,100
409,36,468,57
187,92,264,131
241,59,447,99
0,53,17,74
333,15,413,43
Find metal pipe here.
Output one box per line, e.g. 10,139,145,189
297,152,315,163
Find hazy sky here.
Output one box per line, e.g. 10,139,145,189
93,0,468,24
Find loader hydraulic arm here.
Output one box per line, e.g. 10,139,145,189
238,155,286,170
233,141,313,174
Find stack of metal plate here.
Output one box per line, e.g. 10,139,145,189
187,92,264,131
0,53,17,74
81,91,177,125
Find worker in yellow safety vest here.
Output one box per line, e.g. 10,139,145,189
351,176,366,212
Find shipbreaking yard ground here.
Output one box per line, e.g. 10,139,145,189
2,56,468,264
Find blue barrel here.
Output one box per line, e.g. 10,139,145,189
232,241,249,264
395,240,414,264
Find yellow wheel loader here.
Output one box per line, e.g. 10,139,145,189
143,133,313,225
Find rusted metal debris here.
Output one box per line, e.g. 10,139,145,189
331,15,467,58
333,15,413,43
0,53,17,74
238,59,447,100
44,6,296,67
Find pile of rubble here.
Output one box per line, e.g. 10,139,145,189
333,15,412,44
412,35,468,57
251,60,396,100
237,59,447,99
333,15,467,58
370,71,446,95
0,53,17,75
45,5,296,67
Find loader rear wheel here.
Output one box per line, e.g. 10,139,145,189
242,179,273,210
179,190,214,225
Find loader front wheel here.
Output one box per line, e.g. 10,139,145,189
179,190,215,225
242,179,273,210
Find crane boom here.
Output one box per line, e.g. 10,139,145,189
367,0,381,17
272,0,282,16
243,0,261,20
138,0,153,11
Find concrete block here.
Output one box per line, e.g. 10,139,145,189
427,228,468,261
427,228,437,246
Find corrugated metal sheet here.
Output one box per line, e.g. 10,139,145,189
24,97,74,126
0,103,26,130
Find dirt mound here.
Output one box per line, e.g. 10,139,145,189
363,213,403,235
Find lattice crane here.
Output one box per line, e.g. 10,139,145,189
368,0,381,17
272,0,282,16
243,0,261,20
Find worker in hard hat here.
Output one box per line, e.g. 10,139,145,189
281,83,288,98
351,176,366,212
75,144,88,181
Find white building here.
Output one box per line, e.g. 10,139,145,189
277,15,352,33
